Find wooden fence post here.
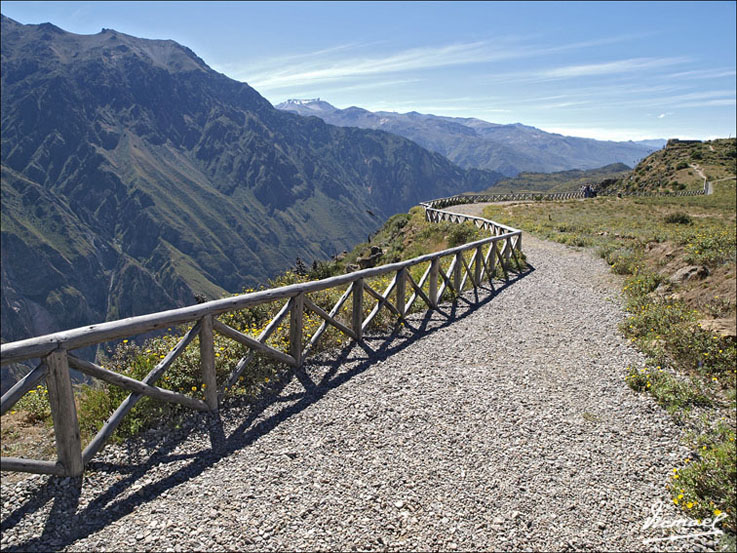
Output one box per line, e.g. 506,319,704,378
503,237,512,268
352,279,363,341
489,242,498,282
475,245,482,289
396,269,406,318
290,293,304,366
454,251,462,296
46,348,83,476
429,258,439,308
199,315,218,411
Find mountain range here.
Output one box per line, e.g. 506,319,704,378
277,99,665,176
0,15,502,346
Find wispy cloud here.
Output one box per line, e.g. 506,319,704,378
232,32,654,92
272,78,421,102
666,68,737,80
669,98,736,108
213,41,377,78
540,57,690,79
247,41,495,90
536,100,592,110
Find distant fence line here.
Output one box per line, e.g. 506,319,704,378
423,185,706,210
0,203,523,478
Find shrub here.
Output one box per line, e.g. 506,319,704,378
15,384,51,424
606,248,639,275
684,228,737,267
626,366,711,413
664,212,692,225
671,423,736,533
447,222,481,247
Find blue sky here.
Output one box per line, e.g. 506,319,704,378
2,1,736,141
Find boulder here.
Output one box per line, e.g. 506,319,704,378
669,265,709,284
698,318,736,339
357,247,383,269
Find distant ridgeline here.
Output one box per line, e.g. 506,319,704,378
0,15,502,348
277,99,664,176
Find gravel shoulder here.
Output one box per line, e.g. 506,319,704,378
1,206,711,551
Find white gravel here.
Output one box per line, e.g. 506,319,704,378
1,209,716,551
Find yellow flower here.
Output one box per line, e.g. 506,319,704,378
123,339,128,343
714,509,722,516
191,386,197,392
687,502,693,509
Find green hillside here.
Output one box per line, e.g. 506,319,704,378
603,138,736,194
486,163,632,193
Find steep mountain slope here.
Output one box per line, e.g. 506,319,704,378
277,99,664,176
0,15,501,344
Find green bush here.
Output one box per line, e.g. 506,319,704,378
447,222,482,247
606,248,639,275
671,423,736,532
626,366,711,413
664,212,692,224
15,384,51,424
684,228,737,267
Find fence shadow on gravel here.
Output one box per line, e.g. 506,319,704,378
1,265,534,552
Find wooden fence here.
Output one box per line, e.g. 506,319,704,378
424,184,706,210
0,205,522,477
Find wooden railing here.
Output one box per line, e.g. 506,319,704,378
0,204,523,477
424,191,585,209
424,185,706,210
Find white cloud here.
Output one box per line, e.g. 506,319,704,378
657,113,667,119
666,68,737,80
539,57,691,79
246,41,496,90
226,32,656,91
268,78,421,102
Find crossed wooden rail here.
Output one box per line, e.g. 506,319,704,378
0,204,522,477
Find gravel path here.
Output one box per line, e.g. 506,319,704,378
1,206,714,551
